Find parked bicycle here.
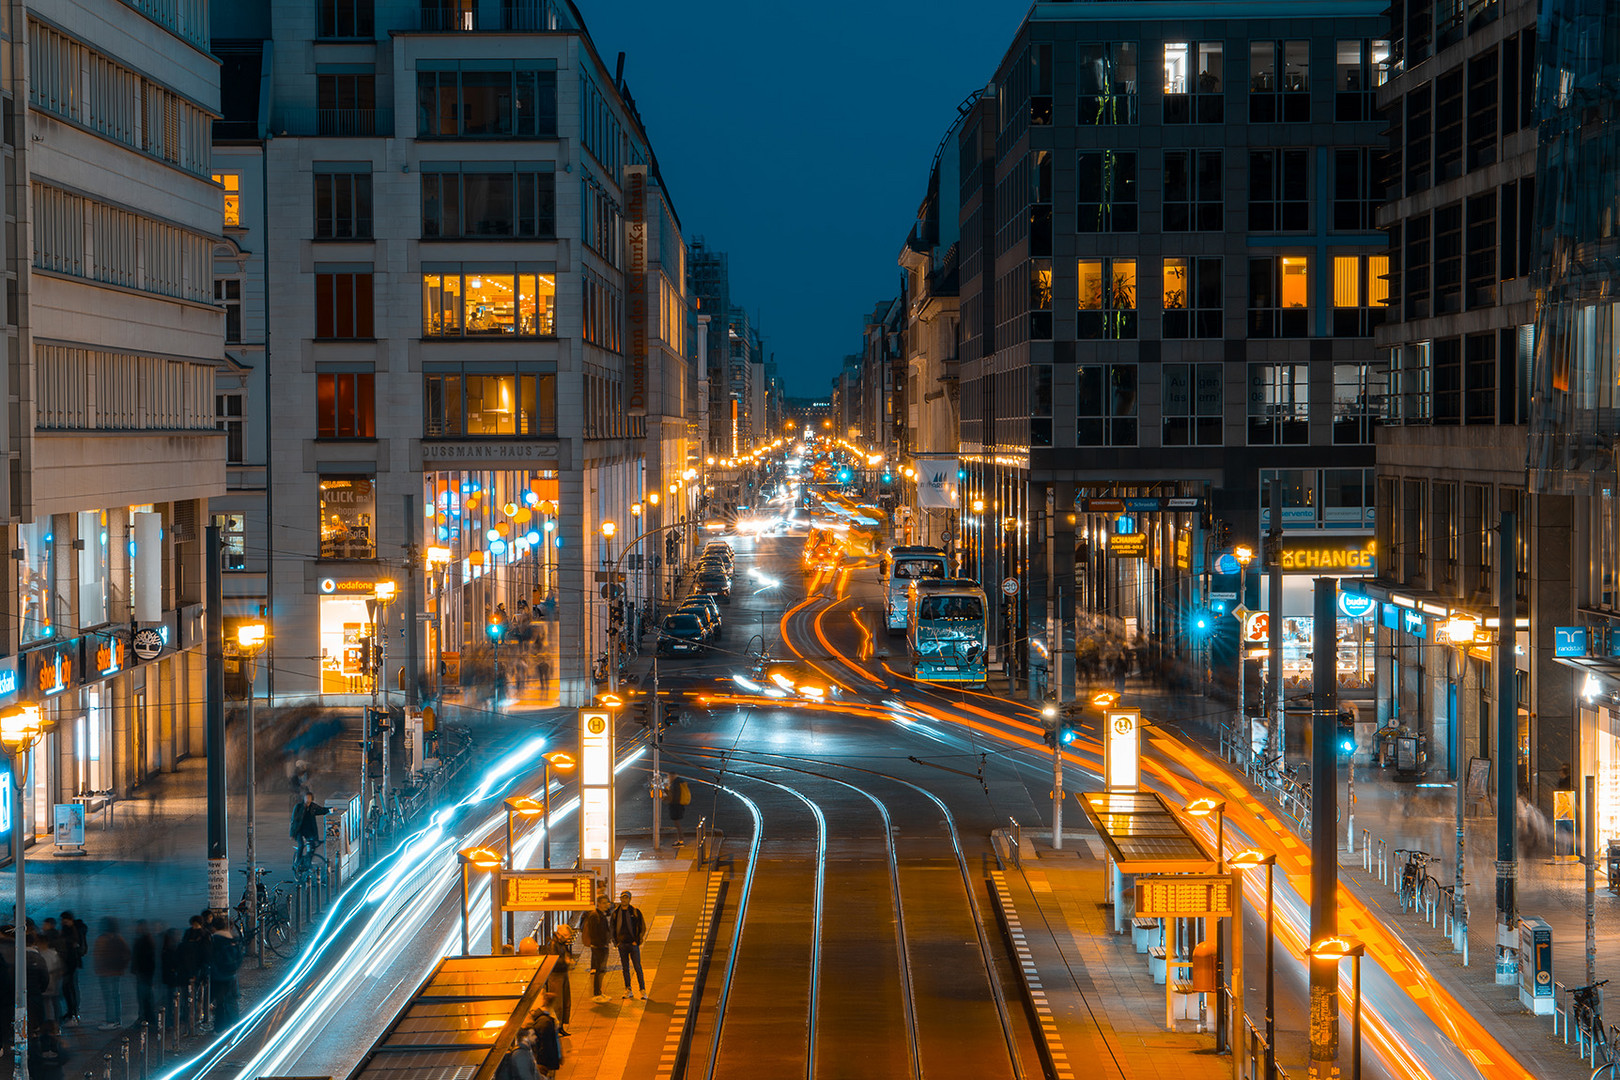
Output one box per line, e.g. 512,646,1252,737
231,867,296,958
1395,849,1439,915
1574,981,1612,1064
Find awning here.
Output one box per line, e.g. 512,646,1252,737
1343,577,1528,629
1079,789,1218,874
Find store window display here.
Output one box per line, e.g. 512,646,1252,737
319,477,376,559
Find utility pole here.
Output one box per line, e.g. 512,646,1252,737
1588,774,1597,986
651,633,663,851
1496,511,1519,984
405,493,420,707
1308,577,1340,1078
205,525,229,910
1267,476,1285,763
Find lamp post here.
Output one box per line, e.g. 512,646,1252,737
501,796,544,947
540,751,576,940
236,620,269,968
1233,544,1256,766
601,521,619,692
0,701,47,1080
456,846,502,956
425,546,452,695
1309,937,1365,1080
1186,797,1229,1052
1230,848,1277,1080
365,580,397,850
1443,612,1479,954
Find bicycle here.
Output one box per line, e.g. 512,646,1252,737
230,868,296,958
1395,849,1439,915
293,838,330,879
1573,980,1611,1065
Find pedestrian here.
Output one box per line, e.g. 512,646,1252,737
529,994,564,1078
93,918,131,1030
502,1025,541,1080
58,910,86,1024
131,921,157,1028
610,890,647,1001
537,656,552,698
667,774,690,845
580,893,613,1003
207,916,242,1030
37,920,63,1030
540,924,572,1035
160,929,186,1019
290,790,330,867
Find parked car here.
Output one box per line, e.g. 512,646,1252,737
658,613,707,656
684,593,723,627
694,570,732,601
677,603,720,641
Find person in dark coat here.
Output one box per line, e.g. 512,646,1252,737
529,995,564,1077
207,917,242,1030
58,911,86,1025
131,921,157,1028
290,791,330,865
580,894,613,1003
159,928,186,1016
540,925,572,1034
610,891,647,1000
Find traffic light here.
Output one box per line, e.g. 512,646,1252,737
1190,610,1213,636
1043,716,1078,747
666,532,679,560
487,611,507,642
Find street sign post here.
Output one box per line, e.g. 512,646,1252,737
1001,577,1019,597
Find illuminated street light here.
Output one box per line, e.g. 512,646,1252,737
1233,544,1255,568
236,620,269,967
1309,936,1366,1080
0,701,44,1079
1184,797,1227,871
601,521,617,539
1230,848,1277,1079
457,847,503,956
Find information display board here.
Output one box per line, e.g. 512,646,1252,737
1135,874,1236,919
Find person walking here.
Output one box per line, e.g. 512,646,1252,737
290,790,330,868
530,994,564,1078
207,916,242,1030
503,1025,542,1080
58,911,86,1025
131,921,157,1028
610,890,647,1001
159,929,186,1022
580,894,613,1003
93,917,131,1030
667,774,690,845
540,924,573,1035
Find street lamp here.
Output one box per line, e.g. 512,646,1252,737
365,579,398,851
0,701,46,1080
1309,936,1366,1080
1185,797,1227,870
1443,613,1480,949
236,619,269,967
541,751,576,872
425,547,452,695
1230,848,1277,1080
500,796,544,947
457,846,502,956
1233,544,1257,764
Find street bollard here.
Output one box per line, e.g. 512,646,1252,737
1461,918,1469,967
1362,830,1372,871
155,1010,165,1066
140,1024,148,1080
103,1052,113,1080
1378,838,1388,885
121,1034,131,1080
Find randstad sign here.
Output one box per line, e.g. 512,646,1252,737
915,456,959,510
1269,536,1376,574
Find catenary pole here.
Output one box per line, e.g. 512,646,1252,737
1308,577,1339,1076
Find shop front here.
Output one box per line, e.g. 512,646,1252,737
316,577,387,695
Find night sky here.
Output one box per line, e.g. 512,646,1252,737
585,0,1024,399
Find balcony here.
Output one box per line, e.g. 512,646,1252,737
415,4,476,30
408,2,563,30
271,109,393,138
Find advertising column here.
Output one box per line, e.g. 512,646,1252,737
578,708,616,897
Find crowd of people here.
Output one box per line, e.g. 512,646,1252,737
0,906,248,1063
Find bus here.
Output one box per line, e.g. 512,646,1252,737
884,545,948,632
906,578,989,687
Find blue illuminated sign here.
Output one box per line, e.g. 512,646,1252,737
1383,604,1398,630
1555,626,1589,658
1402,609,1427,639
1216,553,1240,576
1338,593,1377,620
0,668,16,700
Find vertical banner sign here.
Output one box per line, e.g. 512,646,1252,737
1104,708,1141,790
914,454,959,509
625,165,648,416
578,709,616,892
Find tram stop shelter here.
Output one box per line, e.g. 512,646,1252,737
344,953,557,1080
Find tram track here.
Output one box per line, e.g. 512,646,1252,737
669,743,1028,1080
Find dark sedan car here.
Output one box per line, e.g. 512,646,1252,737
694,571,732,601
659,613,708,656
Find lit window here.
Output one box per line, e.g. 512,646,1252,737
1280,257,1309,307
212,173,241,228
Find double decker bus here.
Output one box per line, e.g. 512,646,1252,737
906,578,988,687
884,545,948,633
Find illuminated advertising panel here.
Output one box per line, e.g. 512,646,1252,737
1104,708,1141,790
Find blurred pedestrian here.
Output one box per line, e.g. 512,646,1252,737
580,893,612,1003
541,924,572,1035
132,921,157,1028
58,910,86,1024
160,929,186,1018
37,921,63,1031
291,790,330,867
530,995,564,1077
667,775,690,845
504,1025,541,1080
93,917,130,1030
611,891,647,1001
207,916,242,1029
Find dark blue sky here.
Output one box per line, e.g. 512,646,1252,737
587,1,1025,399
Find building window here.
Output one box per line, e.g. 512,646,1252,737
1164,41,1224,123
318,0,374,37
582,267,622,351
1248,256,1310,338
316,73,377,137
1162,257,1222,338
1163,362,1223,446
1335,40,1390,121
1333,363,1381,443
1249,40,1310,122
1466,191,1498,308
424,369,556,437
1332,149,1383,231
1332,254,1389,336
214,513,246,571
1077,258,1137,339
1029,42,1053,125
1077,364,1138,446
1078,42,1138,125
314,171,373,240
1076,151,1137,232
1030,259,1052,340
1248,363,1309,444
422,270,556,337
316,372,376,439
18,518,56,644
1030,149,1052,256
318,477,375,560
1163,150,1223,231
417,64,558,138
1249,149,1309,231
315,271,374,339
1405,213,1431,318
212,173,241,227
1388,341,1434,423
1030,363,1053,446
215,279,242,343
1465,332,1497,424
422,167,557,239
215,392,244,463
